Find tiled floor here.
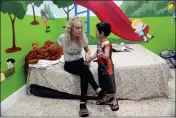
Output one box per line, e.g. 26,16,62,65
2,69,175,117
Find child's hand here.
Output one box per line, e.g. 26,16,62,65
97,52,103,58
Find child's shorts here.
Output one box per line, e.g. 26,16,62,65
98,65,116,94
140,34,146,38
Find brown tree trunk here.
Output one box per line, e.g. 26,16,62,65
67,5,74,21
32,4,36,21
62,6,74,27
6,14,21,53
67,7,69,21
9,14,16,48
67,13,69,21
12,16,16,48
31,3,39,25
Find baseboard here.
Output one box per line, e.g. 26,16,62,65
1,84,27,115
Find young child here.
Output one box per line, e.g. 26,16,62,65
131,19,154,42
41,10,50,32
171,13,176,23
89,22,119,111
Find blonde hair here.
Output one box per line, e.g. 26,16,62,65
131,19,143,29
64,16,88,47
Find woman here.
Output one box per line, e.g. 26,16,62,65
45,16,114,117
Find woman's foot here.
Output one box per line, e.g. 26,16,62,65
98,90,114,104
79,103,89,117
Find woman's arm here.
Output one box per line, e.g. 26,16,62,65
84,45,91,55
84,45,92,62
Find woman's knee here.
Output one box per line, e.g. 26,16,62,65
64,63,78,74
80,64,91,73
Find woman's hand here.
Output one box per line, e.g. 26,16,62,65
84,46,92,62
85,52,92,62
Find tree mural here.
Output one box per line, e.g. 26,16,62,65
25,1,44,25
120,1,174,17
0,1,26,53
52,0,74,21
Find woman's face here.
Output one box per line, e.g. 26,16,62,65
71,21,83,38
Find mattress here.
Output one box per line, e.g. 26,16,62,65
27,44,173,100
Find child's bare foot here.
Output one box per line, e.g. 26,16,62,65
110,99,119,111
145,40,149,43
150,36,154,39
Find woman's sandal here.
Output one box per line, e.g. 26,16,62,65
79,108,89,117
110,100,119,111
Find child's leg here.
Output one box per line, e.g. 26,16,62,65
110,95,119,111
171,20,175,23
146,34,152,38
146,33,154,39
109,67,119,111
143,36,148,42
96,69,111,105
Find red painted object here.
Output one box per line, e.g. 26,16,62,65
74,0,149,41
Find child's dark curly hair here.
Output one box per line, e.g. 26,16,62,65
96,22,111,37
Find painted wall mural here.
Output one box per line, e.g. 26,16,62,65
1,0,175,102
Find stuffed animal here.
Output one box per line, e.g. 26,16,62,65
25,40,63,71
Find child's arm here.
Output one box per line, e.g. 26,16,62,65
142,24,147,29
97,46,110,60
90,52,97,61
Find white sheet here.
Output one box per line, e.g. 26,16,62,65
27,44,173,100
28,55,65,69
